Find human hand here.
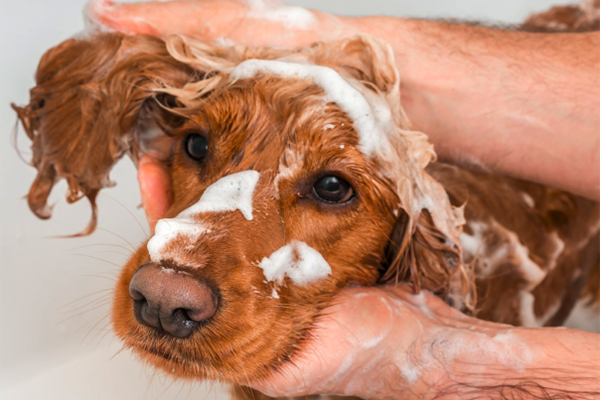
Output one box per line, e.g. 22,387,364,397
246,284,482,399
88,0,359,49
138,155,172,234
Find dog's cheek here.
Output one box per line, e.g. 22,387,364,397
325,214,394,287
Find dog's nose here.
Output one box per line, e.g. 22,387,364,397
129,263,218,338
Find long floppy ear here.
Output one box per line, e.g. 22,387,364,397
383,209,476,312
12,33,196,235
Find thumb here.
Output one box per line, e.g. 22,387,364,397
138,155,173,233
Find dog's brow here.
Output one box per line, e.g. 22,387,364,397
230,59,392,157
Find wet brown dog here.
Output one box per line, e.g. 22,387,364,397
12,6,600,397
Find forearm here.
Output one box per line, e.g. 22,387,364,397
253,287,600,400
352,310,600,400
429,326,600,399
350,17,600,200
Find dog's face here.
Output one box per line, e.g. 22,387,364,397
113,75,402,382
14,32,470,385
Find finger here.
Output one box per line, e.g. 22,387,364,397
138,156,173,233
86,0,332,48
87,0,241,39
87,0,173,36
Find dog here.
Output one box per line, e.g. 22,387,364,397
12,3,600,398
523,0,600,32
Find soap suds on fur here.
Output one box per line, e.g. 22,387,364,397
519,291,537,327
459,218,548,326
147,218,208,262
181,170,260,221
258,240,332,285
147,171,260,262
521,192,535,208
231,60,387,157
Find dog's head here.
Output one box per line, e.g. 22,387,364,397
14,33,472,384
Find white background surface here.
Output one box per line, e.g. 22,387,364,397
0,1,582,399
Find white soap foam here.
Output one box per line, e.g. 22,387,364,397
244,0,317,30
519,291,537,327
230,60,385,156
147,218,208,262
521,192,535,208
398,328,535,383
147,171,260,262
546,231,565,271
459,221,485,256
506,229,546,289
181,170,260,221
258,240,332,285
460,219,547,287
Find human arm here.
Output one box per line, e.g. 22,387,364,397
356,17,600,201
251,285,600,400
93,0,600,200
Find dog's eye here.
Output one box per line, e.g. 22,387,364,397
313,175,354,203
184,133,209,162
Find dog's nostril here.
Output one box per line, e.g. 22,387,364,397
175,308,191,320
129,289,145,302
129,263,218,338
172,308,198,329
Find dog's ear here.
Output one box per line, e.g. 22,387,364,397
383,209,476,312
12,33,196,235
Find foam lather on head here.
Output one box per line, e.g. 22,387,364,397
231,60,384,157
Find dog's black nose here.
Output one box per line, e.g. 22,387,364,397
129,263,218,338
